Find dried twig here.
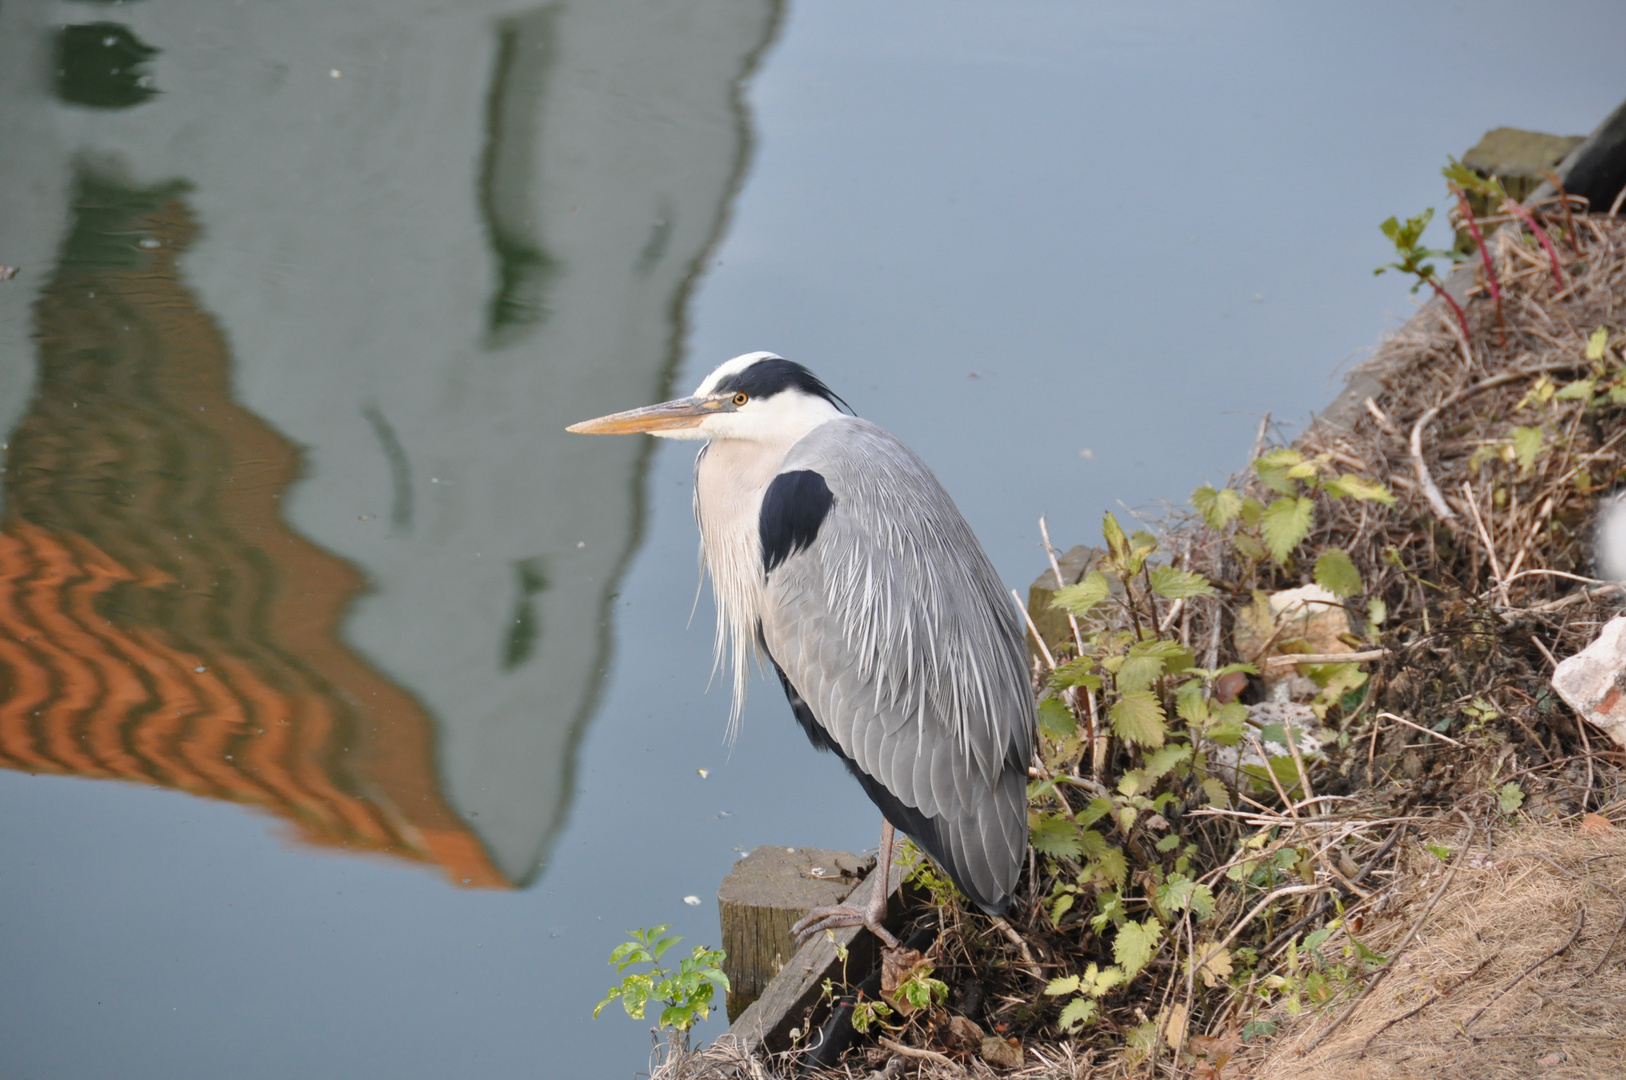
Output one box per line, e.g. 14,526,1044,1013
1408,406,1457,525
877,1038,962,1072
1012,589,1056,669
1375,711,1465,748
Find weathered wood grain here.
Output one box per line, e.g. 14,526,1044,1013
718,845,872,1019
723,849,907,1054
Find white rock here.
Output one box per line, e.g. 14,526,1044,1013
1208,701,1328,789
1551,614,1626,749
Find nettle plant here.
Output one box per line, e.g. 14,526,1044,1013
594,926,729,1045
1027,455,1395,1034
1030,512,1246,1032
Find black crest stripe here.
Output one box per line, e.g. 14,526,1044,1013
760,469,834,573
712,358,852,413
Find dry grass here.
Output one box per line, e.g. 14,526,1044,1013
1243,821,1626,1080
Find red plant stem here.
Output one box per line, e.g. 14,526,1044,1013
1502,199,1567,292
1543,169,1579,248
1451,186,1504,345
1427,278,1472,343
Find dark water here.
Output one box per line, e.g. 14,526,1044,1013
0,2,1621,1077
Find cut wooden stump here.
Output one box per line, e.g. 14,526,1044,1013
718,845,873,1019
723,846,909,1054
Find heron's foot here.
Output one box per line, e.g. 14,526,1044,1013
792,902,899,949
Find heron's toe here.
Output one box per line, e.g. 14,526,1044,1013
792,903,898,948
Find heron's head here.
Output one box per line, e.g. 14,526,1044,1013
567,352,850,443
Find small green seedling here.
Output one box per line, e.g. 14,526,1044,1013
1376,209,1470,341
594,925,729,1036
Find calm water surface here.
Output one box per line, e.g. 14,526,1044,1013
0,2,1622,1076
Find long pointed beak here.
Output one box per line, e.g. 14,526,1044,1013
567,396,721,434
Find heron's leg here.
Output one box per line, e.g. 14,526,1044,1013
790,819,900,949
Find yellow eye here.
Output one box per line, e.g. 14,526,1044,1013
732,392,748,406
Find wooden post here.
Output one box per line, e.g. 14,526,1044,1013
723,847,910,1053
717,846,873,1020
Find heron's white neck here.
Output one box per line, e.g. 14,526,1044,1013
693,415,834,738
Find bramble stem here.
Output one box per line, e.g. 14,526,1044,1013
1502,199,1566,292
1426,278,1471,343
1451,186,1503,345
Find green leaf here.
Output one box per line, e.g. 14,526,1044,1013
1232,532,1267,562
1322,473,1397,504
1075,798,1113,830
1512,426,1545,472
1110,691,1168,749
1206,701,1247,746
1114,919,1163,980
1556,377,1596,401
1175,680,1209,725
1038,697,1077,737
1192,485,1243,529
1261,496,1315,562
1142,743,1193,783
1057,996,1097,1032
1049,655,1101,691
1029,811,1083,858
1045,975,1081,996
1157,873,1216,920
1254,448,1304,496
1148,566,1216,600
1367,596,1387,629
1314,548,1363,599
1086,963,1125,997
1201,777,1230,807
1498,781,1525,815
1085,846,1128,890
1051,570,1111,618
1443,160,1501,200
1587,326,1610,361
1116,653,1166,694
660,1004,696,1031
1102,512,1128,563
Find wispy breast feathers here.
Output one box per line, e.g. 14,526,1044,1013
759,469,835,573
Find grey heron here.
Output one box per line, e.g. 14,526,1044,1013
569,352,1034,945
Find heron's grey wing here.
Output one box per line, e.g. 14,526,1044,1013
758,418,1035,912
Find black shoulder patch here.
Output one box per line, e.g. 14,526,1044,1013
760,469,834,573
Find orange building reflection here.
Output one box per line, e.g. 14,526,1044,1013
0,167,507,888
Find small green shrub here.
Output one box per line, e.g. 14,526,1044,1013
594,925,729,1035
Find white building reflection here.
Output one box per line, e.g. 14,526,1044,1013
0,0,782,886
